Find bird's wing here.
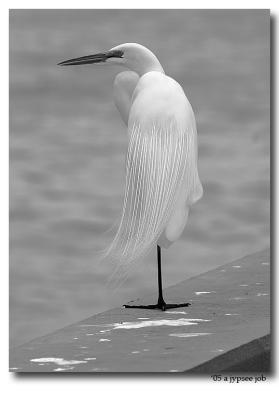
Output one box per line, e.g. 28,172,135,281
113,72,140,126
103,112,201,284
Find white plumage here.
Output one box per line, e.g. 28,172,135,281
105,70,202,282
59,43,203,293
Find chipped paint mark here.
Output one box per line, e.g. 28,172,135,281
229,297,246,300
79,317,209,332
53,367,74,372
30,357,87,366
99,338,111,342
131,351,140,354
240,284,248,287
92,367,107,371
169,369,179,372
165,311,188,314
112,318,210,329
137,317,150,320
225,313,240,316
86,333,94,336
73,337,79,340
10,367,19,370
195,291,216,295
256,283,264,285
84,357,96,361
232,265,242,268
169,332,212,338
256,293,269,296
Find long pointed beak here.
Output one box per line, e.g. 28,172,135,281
58,50,123,66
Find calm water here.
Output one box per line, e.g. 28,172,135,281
10,10,270,347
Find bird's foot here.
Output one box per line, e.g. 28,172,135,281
124,299,190,311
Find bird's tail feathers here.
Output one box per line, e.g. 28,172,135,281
101,119,194,288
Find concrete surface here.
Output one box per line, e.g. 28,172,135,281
10,248,270,373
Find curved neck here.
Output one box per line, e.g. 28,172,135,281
127,50,165,76
134,61,164,76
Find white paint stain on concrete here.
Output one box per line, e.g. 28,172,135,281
195,291,216,295
232,265,242,268
240,284,248,287
165,311,188,314
256,293,269,296
10,367,19,370
86,333,94,336
79,317,209,333
211,349,225,353
225,313,240,316
53,367,74,372
229,297,246,300
169,333,212,338
261,262,269,266
30,358,87,366
169,369,179,372
131,351,140,354
84,357,96,360
99,338,111,342
112,318,210,329
137,317,150,320
92,367,107,372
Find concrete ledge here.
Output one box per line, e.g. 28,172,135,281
186,334,270,373
10,249,270,373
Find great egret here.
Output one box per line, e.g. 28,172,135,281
59,43,203,311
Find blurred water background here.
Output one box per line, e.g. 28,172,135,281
9,9,270,348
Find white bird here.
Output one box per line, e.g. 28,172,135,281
59,43,203,310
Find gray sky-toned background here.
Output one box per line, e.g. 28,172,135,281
10,9,270,347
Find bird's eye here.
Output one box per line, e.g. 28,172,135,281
107,50,124,59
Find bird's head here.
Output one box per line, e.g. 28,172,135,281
58,43,164,76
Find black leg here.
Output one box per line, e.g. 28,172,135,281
124,246,191,311
156,245,167,310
